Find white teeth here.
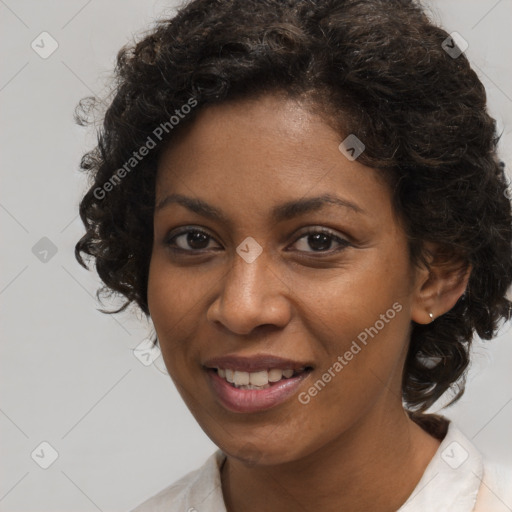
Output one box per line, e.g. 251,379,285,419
216,367,303,388
233,371,250,386
237,383,271,390
249,371,269,386
268,368,283,382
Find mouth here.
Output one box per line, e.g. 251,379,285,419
207,366,312,390
203,354,314,413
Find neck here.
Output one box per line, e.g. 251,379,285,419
221,402,442,512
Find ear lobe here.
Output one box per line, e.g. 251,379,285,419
411,243,471,324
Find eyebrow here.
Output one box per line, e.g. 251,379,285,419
155,193,366,222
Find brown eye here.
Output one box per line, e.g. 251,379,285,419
165,228,220,252
291,228,350,254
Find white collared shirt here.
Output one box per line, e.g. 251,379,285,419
130,421,512,511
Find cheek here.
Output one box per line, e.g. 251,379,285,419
147,257,192,367
146,255,220,375
147,252,204,328
296,249,412,394
147,258,174,333
307,292,408,390
301,247,410,338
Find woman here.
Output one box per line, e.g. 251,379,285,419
75,0,512,510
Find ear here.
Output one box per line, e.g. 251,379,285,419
411,242,471,325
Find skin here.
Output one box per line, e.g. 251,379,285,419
147,93,469,512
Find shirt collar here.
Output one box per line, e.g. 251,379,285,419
182,449,227,512
398,420,484,511
184,420,483,512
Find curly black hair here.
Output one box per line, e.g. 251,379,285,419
75,0,512,413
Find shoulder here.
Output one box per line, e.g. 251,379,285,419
129,478,190,512
399,417,511,512
474,461,512,511
129,450,227,512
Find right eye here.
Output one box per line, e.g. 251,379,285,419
164,227,222,253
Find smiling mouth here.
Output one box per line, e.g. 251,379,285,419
208,367,313,390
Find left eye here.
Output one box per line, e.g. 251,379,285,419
291,228,350,253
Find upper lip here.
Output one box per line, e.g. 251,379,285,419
203,354,313,372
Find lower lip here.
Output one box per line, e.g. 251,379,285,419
206,368,312,413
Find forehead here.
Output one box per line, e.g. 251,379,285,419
155,94,395,225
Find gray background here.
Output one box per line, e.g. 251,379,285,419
1,0,511,510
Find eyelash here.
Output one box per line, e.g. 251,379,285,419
163,226,351,256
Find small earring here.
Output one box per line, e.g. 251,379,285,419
429,312,434,322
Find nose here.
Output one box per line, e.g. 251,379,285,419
206,249,292,336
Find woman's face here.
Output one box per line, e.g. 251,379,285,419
148,93,425,465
